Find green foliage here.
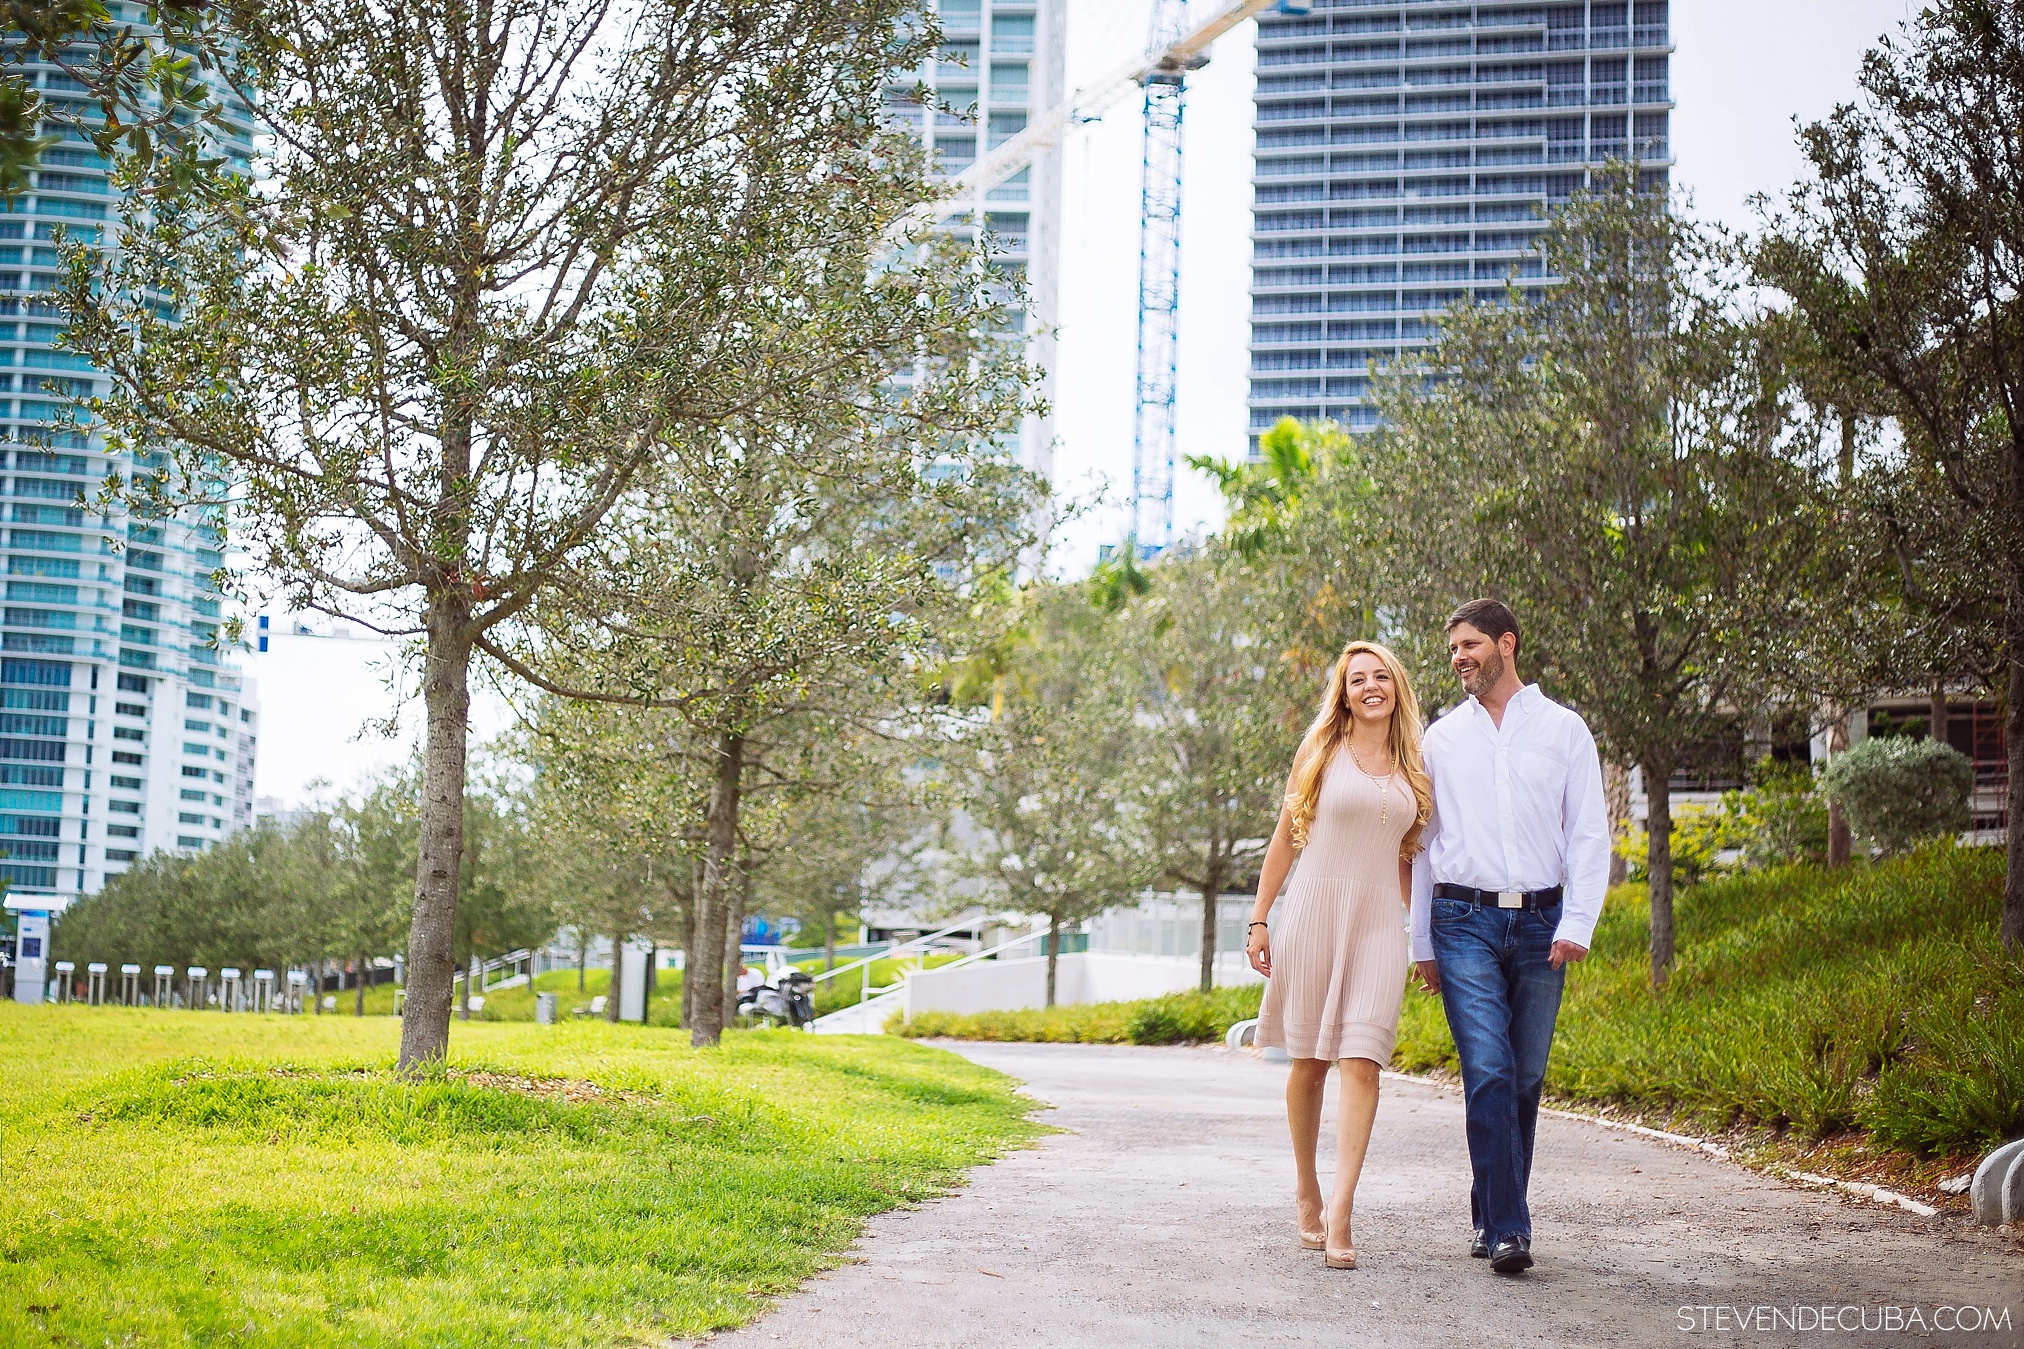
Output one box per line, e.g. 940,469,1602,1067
1723,758,1830,869
0,1010,1038,1346
1613,803,1738,887
51,770,547,975
1395,847,2020,1155
1819,735,1974,856
889,982,1263,1046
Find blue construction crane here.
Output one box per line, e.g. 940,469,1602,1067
1129,0,1194,560
900,0,1312,558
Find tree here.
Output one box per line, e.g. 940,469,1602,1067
955,588,1149,1006
1752,0,2024,946
62,0,970,1065
488,233,1039,1045
1373,166,1850,988
1109,549,1302,991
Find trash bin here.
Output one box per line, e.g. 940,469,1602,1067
535,992,557,1025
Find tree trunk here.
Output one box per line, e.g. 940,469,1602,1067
605,929,623,1022
577,932,587,992
397,611,472,1069
1603,760,1631,885
1196,848,1229,995
720,855,751,1031
690,731,745,1046
2005,582,2024,949
1044,911,1062,1008
823,910,836,973
645,942,657,999
680,884,699,1029
354,954,366,1017
1825,712,1852,867
1644,759,1675,990
459,952,476,1021
1929,684,1950,746
313,959,323,1014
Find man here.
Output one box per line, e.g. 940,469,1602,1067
1410,598,1611,1274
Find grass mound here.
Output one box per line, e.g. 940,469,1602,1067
890,983,1264,1045
1395,843,2020,1157
0,1010,1039,1348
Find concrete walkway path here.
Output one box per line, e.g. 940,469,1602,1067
704,1042,2023,1348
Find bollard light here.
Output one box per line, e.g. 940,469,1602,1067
87,962,108,1006
220,967,241,1012
153,965,174,1007
253,968,275,1014
119,963,141,1007
54,960,74,1004
186,966,207,1010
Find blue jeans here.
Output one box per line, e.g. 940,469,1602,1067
1429,895,1566,1248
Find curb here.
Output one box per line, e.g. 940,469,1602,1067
1370,1067,1941,1219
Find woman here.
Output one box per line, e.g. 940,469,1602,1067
1247,640,1430,1270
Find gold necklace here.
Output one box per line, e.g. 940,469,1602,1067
1346,742,1393,826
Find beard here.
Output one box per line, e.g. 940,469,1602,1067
1459,647,1505,697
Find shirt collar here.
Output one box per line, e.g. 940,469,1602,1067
1467,682,1540,725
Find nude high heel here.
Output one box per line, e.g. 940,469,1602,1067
1324,1245,1358,1270
1297,1200,1326,1250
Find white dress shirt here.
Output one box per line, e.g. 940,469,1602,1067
1408,683,1612,961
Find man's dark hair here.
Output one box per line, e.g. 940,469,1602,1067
1445,598,1521,655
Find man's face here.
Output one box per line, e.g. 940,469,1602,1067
1448,622,1510,698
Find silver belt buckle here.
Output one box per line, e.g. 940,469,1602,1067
1496,890,1524,909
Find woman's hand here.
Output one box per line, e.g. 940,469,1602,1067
1247,922,1272,978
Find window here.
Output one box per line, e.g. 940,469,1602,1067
113,726,144,741
181,765,206,778
185,692,212,709
115,701,146,717
184,719,210,732
178,811,204,824
177,835,203,849
106,823,138,838
111,750,141,765
115,672,149,693
109,774,140,789
179,788,205,801
110,799,141,813
106,848,137,862
183,741,210,755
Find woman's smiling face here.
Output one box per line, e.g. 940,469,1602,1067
1343,651,1394,726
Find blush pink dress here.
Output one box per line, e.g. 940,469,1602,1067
1256,746,1413,1064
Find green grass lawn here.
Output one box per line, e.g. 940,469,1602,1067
334,966,689,1027
0,1008,1041,1347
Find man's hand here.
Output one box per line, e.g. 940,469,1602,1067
1414,958,1440,995
1548,940,1588,970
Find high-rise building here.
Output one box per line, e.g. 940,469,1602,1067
895,0,1066,477
1247,0,1674,439
0,37,262,908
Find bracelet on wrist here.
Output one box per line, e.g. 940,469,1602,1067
1248,921,1269,930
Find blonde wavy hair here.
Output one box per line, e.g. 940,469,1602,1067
1284,640,1432,860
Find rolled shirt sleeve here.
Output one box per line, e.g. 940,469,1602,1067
1553,719,1613,951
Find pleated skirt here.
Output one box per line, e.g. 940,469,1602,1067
1255,874,1410,1064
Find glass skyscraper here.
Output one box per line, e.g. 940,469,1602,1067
893,0,1065,477
1,32,262,906
1247,0,1674,437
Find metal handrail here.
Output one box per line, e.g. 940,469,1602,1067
798,915,1009,987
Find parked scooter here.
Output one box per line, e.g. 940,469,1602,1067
737,968,816,1028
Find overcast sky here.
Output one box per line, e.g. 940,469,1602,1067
251,0,1922,807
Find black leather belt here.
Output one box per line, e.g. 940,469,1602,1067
1433,882,1563,911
